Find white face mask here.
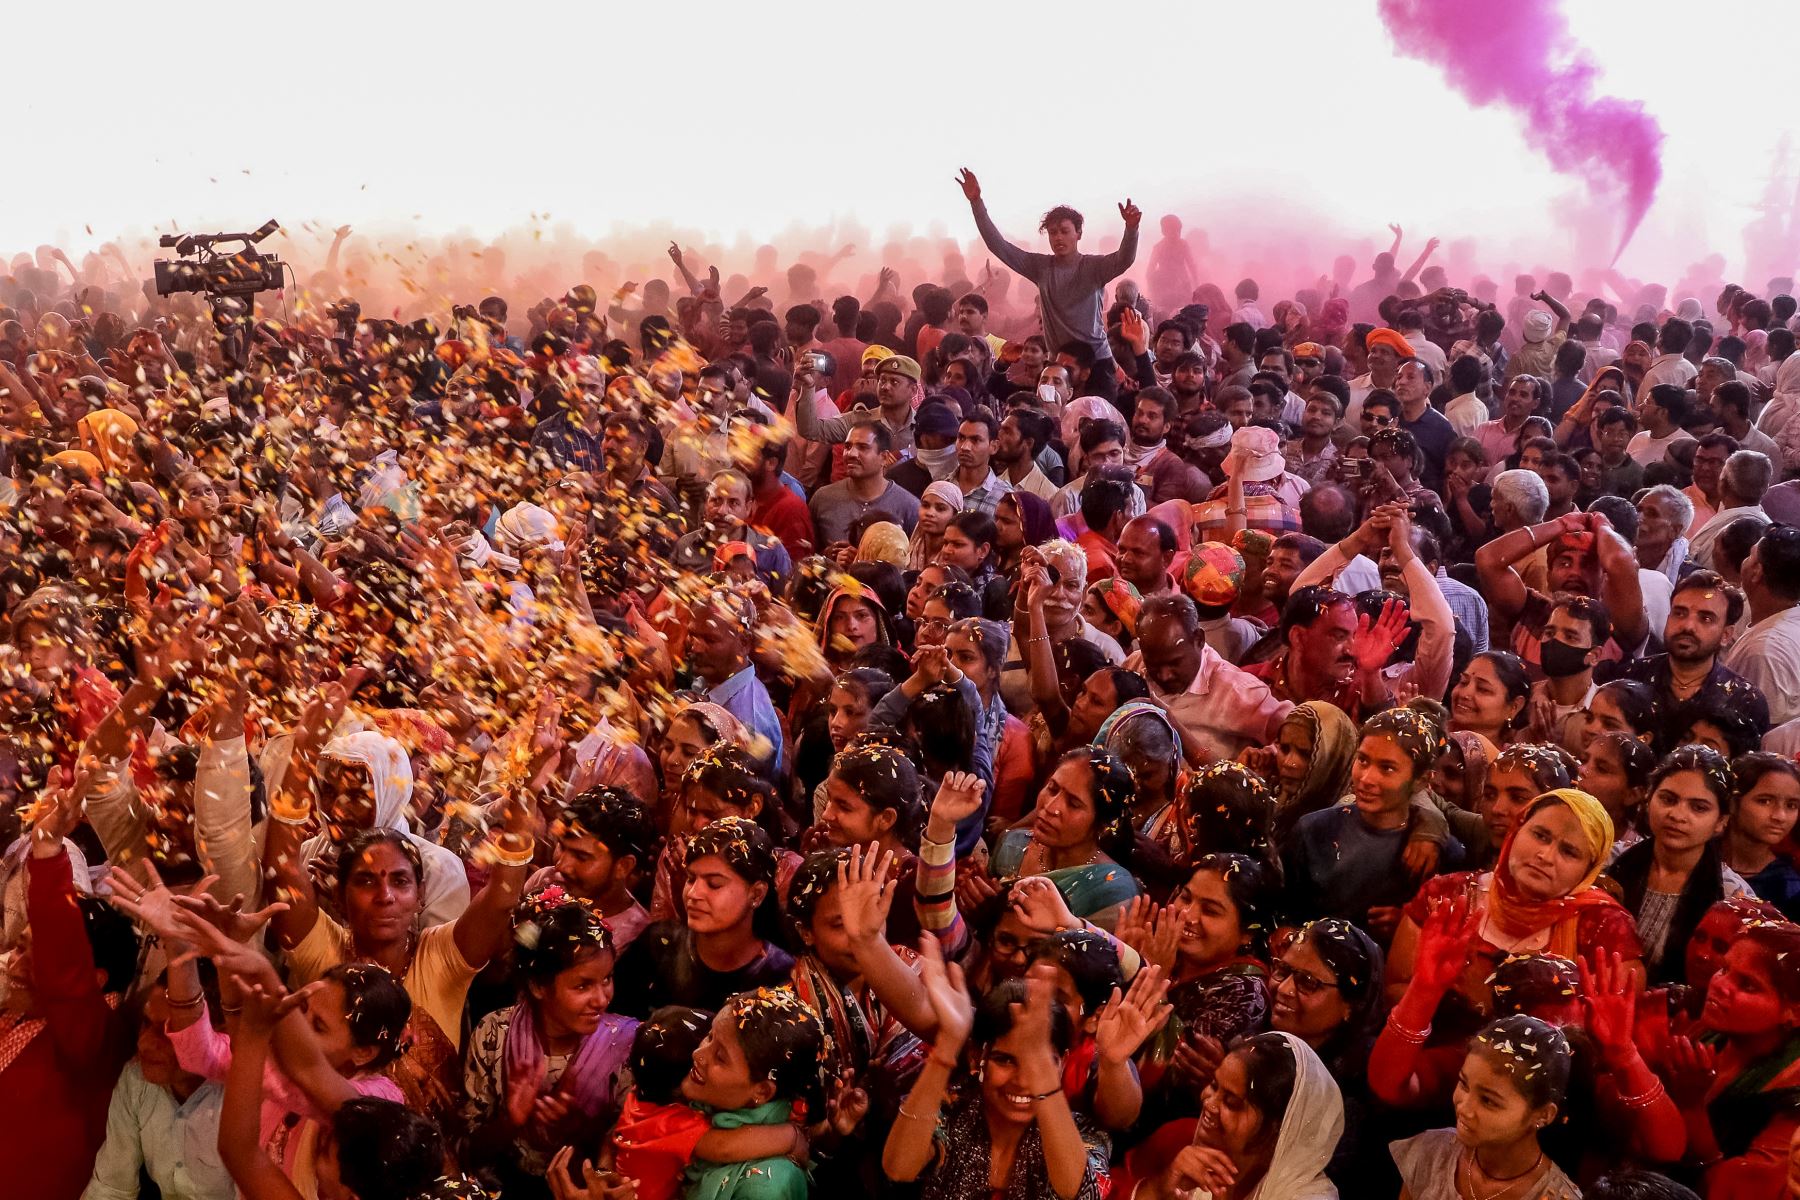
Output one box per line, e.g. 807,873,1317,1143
1037,383,1066,406
913,443,959,480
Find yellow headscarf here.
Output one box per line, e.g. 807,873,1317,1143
1488,787,1620,948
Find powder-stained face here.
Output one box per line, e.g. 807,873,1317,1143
1704,942,1791,1037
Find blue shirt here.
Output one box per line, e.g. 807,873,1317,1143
706,664,785,773
530,413,606,473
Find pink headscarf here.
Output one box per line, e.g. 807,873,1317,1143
1313,298,1350,346
1745,328,1770,375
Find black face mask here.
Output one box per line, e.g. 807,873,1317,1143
1539,639,1592,679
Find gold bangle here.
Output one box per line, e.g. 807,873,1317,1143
484,835,535,868
270,794,313,826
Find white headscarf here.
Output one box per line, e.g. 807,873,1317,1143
321,730,416,834
494,502,565,555
1247,1032,1343,1200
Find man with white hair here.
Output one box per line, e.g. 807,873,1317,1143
1689,450,1774,570
1489,467,1552,594
1634,484,1696,584
998,537,1125,713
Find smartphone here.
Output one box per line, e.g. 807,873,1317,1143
809,352,829,373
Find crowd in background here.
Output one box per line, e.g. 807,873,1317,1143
3,176,1800,1200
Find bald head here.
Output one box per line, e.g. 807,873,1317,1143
1300,484,1357,543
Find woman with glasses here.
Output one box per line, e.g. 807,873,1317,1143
1268,919,1386,1190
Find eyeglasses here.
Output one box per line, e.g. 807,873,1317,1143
1268,959,1337,999
1369,414,1396,426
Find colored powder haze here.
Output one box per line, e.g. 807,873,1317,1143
5,1,1795,306
1377,0,1664,263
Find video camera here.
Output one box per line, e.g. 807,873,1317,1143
153,219,284,299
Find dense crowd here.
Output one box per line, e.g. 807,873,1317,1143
3,173,1800,1200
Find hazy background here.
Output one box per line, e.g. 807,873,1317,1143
15,0,1798,293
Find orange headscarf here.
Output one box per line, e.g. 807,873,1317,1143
75,409,140,474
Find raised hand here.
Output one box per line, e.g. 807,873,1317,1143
954,867,1001,913
107,862,211,951
955,168,981,203
1009,874,1076,935
827,1069,870,1137
1387,223,1403,239
236,978,312,1034
917,933,974,1054
1120,306,1147,354
930,771,987,827
1412,886,1481,996
836,842,897,946
1169,1033,1225,1091
667,241,685,265
1118,199,1142,230
170,888,290,944
1095,965,1173,1065
1115,896,1179,974
1579,951,1640,1068
1351,597,1411,676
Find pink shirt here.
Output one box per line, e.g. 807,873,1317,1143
169,1019,402,1179
1123,642,1293,760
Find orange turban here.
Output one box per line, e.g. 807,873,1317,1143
1364,327,1416,360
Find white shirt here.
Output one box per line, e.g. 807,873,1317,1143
1724,604,1800,726
1444,392,1487,438
1625,427,1695,468
1006,462,1060,502
1638,352,1698,400
1406,331,1448,376
1688,504,1767,571
1731,424,1781,462
1336,554,1383,595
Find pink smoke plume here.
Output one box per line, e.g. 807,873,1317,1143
1377,0,1664,262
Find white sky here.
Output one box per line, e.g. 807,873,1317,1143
12,0,1798,282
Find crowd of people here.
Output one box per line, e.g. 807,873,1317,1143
4,173,1800,1200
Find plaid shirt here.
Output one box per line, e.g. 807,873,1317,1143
960,470,1013,518
1437,568,1490,653
1192,482,1302,542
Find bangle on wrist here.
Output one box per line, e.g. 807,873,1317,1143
483,834,536,868
167,993,205,1009
1385,1015,1431,1045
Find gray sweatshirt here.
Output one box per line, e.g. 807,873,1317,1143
971,200,1138,359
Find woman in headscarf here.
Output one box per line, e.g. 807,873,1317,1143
296,729,473,927
994,489,1056,577
1384,789,1641,1025
74,408,143,480
1273,299,1312,349
1744,327,1771,378
989,745,1143,927
855,520,909,570
1245,701,1357,847
1429,729,1494,854
1268,920,1384,1190
1312,298,1351,349
1092,700,1184,846
815,581,894,669
1123,1031,1344,1200
908,482,964,571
